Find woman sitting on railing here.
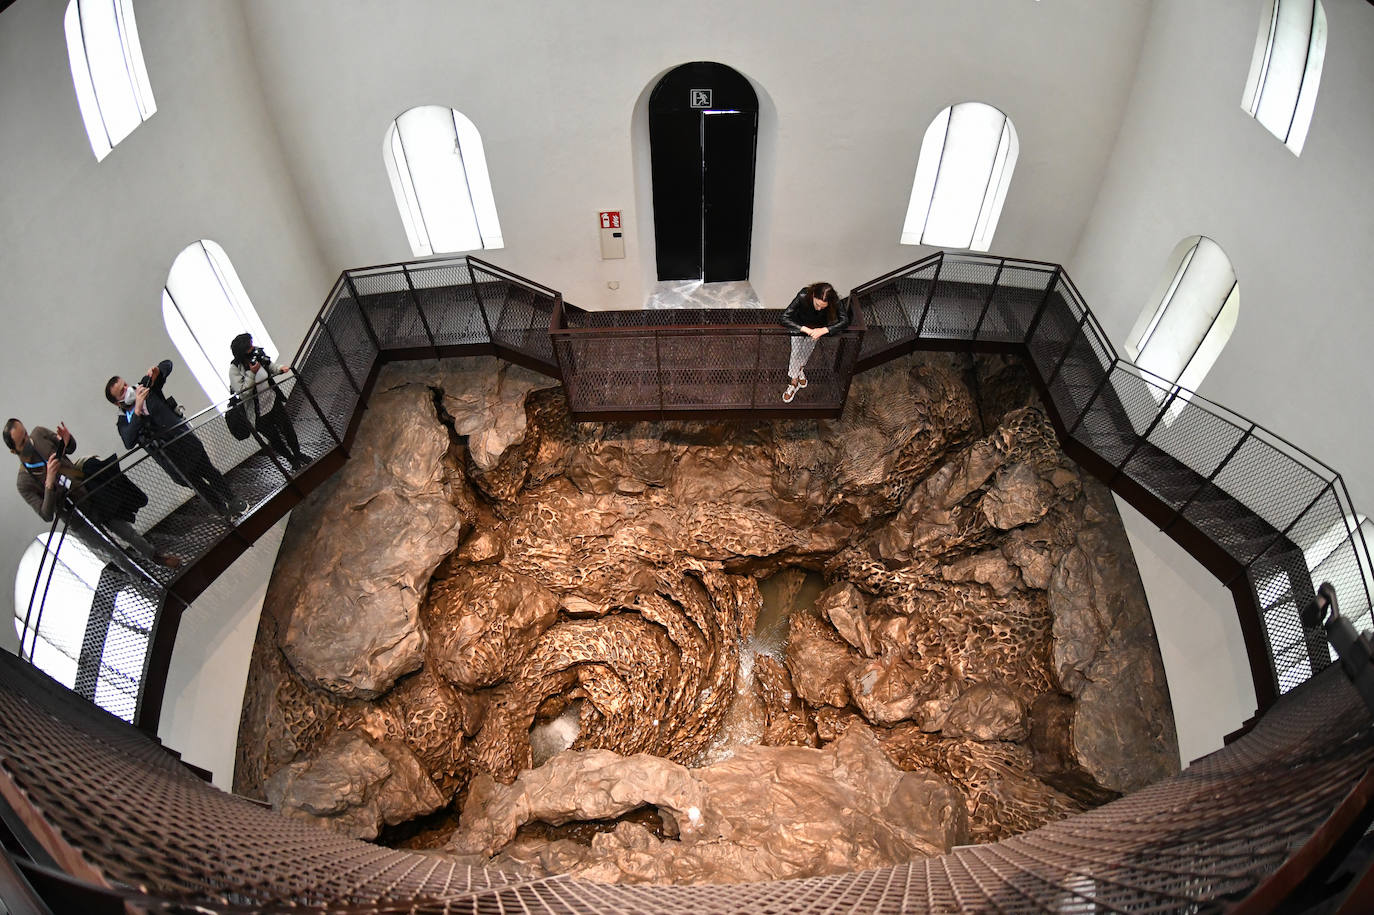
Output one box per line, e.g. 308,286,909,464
229,333,306,471
779,282,850,403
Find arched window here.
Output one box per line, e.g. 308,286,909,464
162,241,279,408
12,533,149,721
64,0,156,162
1126,236,1239,399
383,106,503,257
901,103,1018,252
1242,0,1326,155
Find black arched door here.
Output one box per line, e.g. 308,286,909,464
649,62,759,282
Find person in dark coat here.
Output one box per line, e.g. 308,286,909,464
4,418,177,567
778,281,850,403
105,360,247,519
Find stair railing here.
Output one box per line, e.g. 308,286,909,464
12,251,1370,729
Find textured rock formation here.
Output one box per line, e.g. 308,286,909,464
754,655,816,748
236,352,1179,883
426,566,560,690
449,727,968,884
264,731,445,840
1047,478,1179,793
267,381,473,699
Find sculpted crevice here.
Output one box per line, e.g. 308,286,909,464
234,352,1178,883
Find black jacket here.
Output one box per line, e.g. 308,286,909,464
115,359,195,487
779,288,851,334
116,359,189,450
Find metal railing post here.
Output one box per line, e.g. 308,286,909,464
1066,357,1119,436
913,252,943,338
21,513,66,660
343,275,384,353
752,329,762,409
1024,266,1062,342
1045,312,1092,387
290,369,346,454
1108,387,1181,484
970,258,1005,344
1164,423,1256,531
468,256,496,344
401,266,441,358
20,513,64,656
318,317,362,395
251,422,302,496
1244,481,1333,571
654,331,664,416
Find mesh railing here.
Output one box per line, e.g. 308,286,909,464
6,250,1374,912
18,250,1372,726
0,638,1369,912
551,303,866,417
852,250,1374,706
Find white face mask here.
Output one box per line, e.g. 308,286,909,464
122,386,138,406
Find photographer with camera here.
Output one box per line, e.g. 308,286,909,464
228,333,305,470
4,417,179,568
105,360,247,520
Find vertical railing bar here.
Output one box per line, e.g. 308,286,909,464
21,511,64,660
1108,387,1181,485
752,328,762,410
1057,269,1119,363
318,317,362,396
970,258,1005,344
467,256,496,344
343,274,384,353
291,368,345,453
1335,477,1374,619
1066,357,1119,436
655,330,664,416
914,252,944,338
1164,423,1257,531
1243,481,1334,571
1045,311,1091,387
249,423,300,495
26,524,70,662
400,266,440,358
1023,266,1062,342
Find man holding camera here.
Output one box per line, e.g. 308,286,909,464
4,417,179,568
105,360,247,520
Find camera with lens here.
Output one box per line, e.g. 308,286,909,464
137,370,185,417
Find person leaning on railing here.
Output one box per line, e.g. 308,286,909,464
105,360,248,520
779,281,851,404
3,418,180,568
228,333,306,471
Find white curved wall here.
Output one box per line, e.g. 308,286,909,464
1070,0,1374,763
0,0,332,654
238,0,1150,309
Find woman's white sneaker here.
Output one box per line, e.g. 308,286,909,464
782,383,800,403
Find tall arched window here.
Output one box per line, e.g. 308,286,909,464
12,533,149,721
1242,0,1326,155
1126,236,1239,399
901,103,1018,252
64,0,157,162
383,106,503,257
162,241,279,407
